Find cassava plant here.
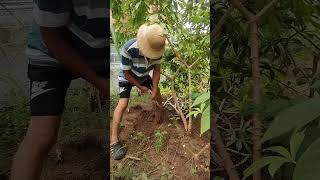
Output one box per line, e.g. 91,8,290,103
111,0,210,134
213,0,320,179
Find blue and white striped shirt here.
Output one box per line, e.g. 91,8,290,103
118,39,161,82
26,0,108,68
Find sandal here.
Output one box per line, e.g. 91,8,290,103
110,142,126,160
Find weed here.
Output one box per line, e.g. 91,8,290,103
132,172,152,180
190,165,197,175
111,166,137,180
0,85,107,173
154,130,167,153
133,132,148,142
158,165,173,180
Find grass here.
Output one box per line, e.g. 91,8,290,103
0,84,108,175
110,87,152,113
0,82,155,176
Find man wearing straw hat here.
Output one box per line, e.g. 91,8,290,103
110,23,166,160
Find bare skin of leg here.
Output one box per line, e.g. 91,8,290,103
11,116,61,180
110,98,129,145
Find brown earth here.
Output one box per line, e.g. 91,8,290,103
40,102,210,180
112,102,210,180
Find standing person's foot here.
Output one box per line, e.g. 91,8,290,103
110,142,126,160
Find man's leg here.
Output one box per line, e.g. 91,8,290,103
11,116,60,180
110,98,129,144
110,81,132,160
11,64,71,179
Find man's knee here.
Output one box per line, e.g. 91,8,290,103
24,116,60,153
117,99,129,110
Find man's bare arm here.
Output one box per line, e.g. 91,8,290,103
123,70,144,90
152,64,161,88
40,27,107,93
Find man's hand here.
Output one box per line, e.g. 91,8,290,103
151,87,160,100
95,77,109,96
140,86,150,96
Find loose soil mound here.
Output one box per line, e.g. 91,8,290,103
39,102,210,180
41,130,108,180
112,102,210,180
121,101,167,138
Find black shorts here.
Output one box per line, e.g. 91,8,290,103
28,64,108,116
119,76,153,98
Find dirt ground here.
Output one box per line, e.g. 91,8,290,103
39,102,210,180
41,130,108,180
111,102,210,180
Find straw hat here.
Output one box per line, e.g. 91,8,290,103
137,23,166,59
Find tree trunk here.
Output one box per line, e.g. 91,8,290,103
310,54,319,98
212,113,240,180
249,22,263,180
187,69,193,132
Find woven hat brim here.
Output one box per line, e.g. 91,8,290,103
137,24,165,59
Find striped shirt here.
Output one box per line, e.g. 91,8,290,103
26,0,108,68
118,39,161,82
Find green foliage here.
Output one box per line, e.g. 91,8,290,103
0,85,108,173
214,0,320,179
112,0,210,134
262,98,320,142
188,92,210,134
243,98,320,179
293,137,320,180
111,166,138,180
0,103,29,172
0,73,27,105
154,129,167,153
243,156,291,180
158,164,173,180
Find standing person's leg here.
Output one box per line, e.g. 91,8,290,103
11,65,71,180
11,116,61,180
110,98,129,144
110,81,132,160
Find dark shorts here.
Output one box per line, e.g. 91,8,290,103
119,76,153,98
28,64,108,116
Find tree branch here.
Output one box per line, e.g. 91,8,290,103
212,5,234,40
161,69,188,131
166,36,189,67
213,113,240,180
251,0,279,22
231,0,254,20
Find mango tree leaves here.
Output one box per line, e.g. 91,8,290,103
201,104,210,135
293,137,320,180
242,156,291,180
262,98,320,142
268,158,290,178
265,146,293,161
192,92,210,107
290,130,305,160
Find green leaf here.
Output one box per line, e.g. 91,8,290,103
187,111,198,118
290,130,305,160
293,137,320,180
265,146,292,161
200,103,205,112
135,1,141,9
192,92,210,107
201,105,210,134
268,158,290,178
242,156,286,180
262,98,320,142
